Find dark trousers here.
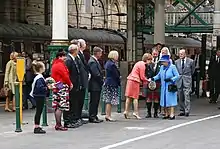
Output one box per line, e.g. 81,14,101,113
23,83,36,108
63,90,78,124
89,91,101,119
78,89,86,119
34,97,45,125
210,78,220,102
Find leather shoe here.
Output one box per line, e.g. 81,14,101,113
185,113,189,117
64,123,78,128
81,119,89,124
178,113,185,116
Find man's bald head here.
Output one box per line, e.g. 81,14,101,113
179,49,186,59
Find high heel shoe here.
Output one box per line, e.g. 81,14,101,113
133,113,142,120
169,116,175,120
162,115,170,119
4,108,12,112
105,117,116,122
123,112,129,119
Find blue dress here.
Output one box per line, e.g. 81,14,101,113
153,64,179,107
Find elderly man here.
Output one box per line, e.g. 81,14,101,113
175,49,195,117
64,44,82,128
75,39,90,124
88,47,104,123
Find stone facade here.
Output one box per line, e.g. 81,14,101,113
0,0,127,30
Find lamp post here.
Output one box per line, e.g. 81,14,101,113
90,12,127,29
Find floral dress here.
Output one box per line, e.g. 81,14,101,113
52,82,70,111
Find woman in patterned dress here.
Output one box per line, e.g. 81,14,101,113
51,49,73,131
102,51,120,122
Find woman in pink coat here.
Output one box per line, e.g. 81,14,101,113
124,53,152,119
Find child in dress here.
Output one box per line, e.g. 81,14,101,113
30,61,48,134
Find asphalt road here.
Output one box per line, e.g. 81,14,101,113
0,97,220,149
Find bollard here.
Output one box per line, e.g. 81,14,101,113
42,98,48,126
15,82,22,132
84,89,89,111
101,87,106,115
117,86,122,113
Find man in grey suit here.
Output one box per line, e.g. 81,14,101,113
175,49,195,117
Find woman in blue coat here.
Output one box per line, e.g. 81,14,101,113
151,55,179,120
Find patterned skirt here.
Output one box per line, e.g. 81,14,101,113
102,85,119,105
52,82,70,111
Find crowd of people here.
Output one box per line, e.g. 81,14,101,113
2,40,220,134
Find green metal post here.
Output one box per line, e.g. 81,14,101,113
101,88,106,115
84,89,89,110
117,86,122,113
15,82,22,133
42,98,48,126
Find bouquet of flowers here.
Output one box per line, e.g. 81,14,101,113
45,77,55,89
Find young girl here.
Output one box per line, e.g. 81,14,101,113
30,61,47,134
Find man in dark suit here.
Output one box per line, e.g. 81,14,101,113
76,39,90,124
208,49,220,104
88,47,104,123
64,44,82,128
191,49,202,96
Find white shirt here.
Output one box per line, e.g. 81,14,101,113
92,55,98,62
68,53,75,61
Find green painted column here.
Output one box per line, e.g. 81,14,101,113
15,82,22,133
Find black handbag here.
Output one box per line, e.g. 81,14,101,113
168,84,177,92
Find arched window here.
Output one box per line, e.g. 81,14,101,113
109,1,120,30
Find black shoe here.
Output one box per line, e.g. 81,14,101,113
178,113,185,116
169,116,175,120
81,119,89,124
162,116,170,119
145,113,152,118
185,113,189,117
64,123,78,128
76,119,83,126
154,113,159,118
89,118,103,123
34,127,46,134
23,107,28,110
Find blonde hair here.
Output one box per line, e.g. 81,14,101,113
160,47,171,58
10,52,18,60
142,53,152,62
32,60,45,73
108,50,119,60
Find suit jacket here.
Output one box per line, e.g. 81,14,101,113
104,60,120,87
77,51,89,89
88,56,104,92
66,55,82,91
175,58,195,89
208,55,220,80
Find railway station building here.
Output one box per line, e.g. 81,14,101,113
0,0,219,93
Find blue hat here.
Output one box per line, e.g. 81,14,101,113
159,55,170,62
